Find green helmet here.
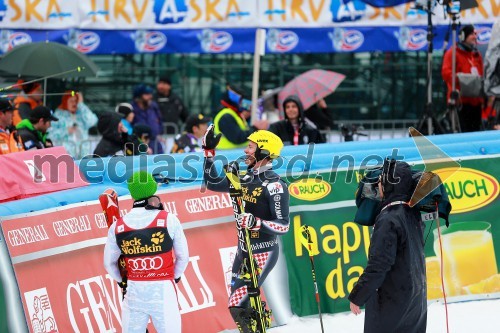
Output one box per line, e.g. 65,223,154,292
127,171,157,200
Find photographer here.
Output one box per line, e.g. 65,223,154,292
441,24,484,132
349,159,427,333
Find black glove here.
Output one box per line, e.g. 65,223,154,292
175,277,181,284
118,277,127,290
202,124,222,157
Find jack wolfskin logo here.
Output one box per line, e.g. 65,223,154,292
252,187,263,197
151,231,165,245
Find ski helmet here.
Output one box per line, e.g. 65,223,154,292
127,171,157,200
247,130,283,161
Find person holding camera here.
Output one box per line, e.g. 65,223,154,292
442,24,484,132
349,159,427,333
51,91,98,157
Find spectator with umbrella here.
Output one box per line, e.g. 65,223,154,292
277,69,345,118
12,79,43,126
269,95,325,146
0,42,98,104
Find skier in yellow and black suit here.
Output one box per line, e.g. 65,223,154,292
202,126,290,333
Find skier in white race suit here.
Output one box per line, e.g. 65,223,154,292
104,171,189,333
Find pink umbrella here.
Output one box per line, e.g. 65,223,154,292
278,69,346,114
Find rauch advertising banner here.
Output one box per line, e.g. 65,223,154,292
282,157,500,316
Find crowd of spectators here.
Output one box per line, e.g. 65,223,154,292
2,33,499,161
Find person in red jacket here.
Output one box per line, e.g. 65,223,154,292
441,24,484,132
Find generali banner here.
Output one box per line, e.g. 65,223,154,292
1,186,240,333
282,157,500,316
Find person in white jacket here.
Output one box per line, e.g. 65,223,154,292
104,171,189,333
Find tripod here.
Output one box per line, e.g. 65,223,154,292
417,0,445,135
445,9,462,133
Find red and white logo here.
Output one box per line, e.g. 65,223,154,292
24,287,59,333
267,182,283,195
128,256,164,271
23,159,46,183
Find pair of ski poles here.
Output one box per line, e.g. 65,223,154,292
0,67,86,99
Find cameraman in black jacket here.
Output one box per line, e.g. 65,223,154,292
349,159,427,333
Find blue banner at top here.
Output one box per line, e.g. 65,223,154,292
0,1,496,54
0,24,493,55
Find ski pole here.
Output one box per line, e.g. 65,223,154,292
301,225,325,333
0,67,87,92
0,91,76,98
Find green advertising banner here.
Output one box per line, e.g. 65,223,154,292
282,157,500,316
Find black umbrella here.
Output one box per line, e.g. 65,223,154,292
0,41,99,103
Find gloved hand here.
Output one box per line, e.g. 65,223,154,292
175,277,181,284
118,278,127,290
237,213,261,231
202,124,222,157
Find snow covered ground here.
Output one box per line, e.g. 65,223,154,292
269,298,500,333
220,298,500,333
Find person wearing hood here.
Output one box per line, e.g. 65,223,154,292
442,24,484,132
348,159,427,333
93,111,146,157
269,95,325,145
213,84,268,150
16,106,58,150
116,102,135,135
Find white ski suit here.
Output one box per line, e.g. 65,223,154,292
104,208,189,333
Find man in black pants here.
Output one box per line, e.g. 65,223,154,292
202,126,290,333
